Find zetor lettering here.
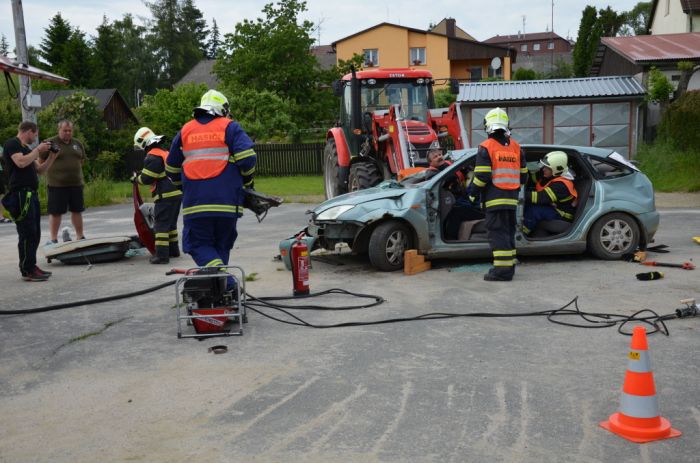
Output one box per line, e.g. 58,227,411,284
187,132,225,144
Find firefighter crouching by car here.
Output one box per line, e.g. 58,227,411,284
522,150,578,235
166,89,256,286
132,127,182,264
467,108,527,281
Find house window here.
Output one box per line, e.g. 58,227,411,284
363,49,378,67
469,66,483,82
548,41,554,50
533,43,541,51
409,47,426,66
520,44,528,52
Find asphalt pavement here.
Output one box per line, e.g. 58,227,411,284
0,201,699,462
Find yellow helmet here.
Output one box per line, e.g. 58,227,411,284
133,127,163,149
540,151,569,176
484,107,509,134
196,89,229,117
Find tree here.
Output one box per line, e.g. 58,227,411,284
573,6,602,77
620,2,652,36
215,0,322,125
675,61,699,100
136,82,209,138
0,34,9,56
549,57,574,78
113,14,159,104
513,68,540,80
37,92,108,155
146,0,184,86
598,6,625,37
207,19,221,59
334,53,364,77
181,0,208,58
61,29,93,87
92,16,121,88
39,13,72,71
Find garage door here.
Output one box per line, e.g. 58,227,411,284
554,103,630,157
470,106,544,146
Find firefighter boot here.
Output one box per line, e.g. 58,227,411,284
150,245,170,264
483,268,513,281
169,242,181,258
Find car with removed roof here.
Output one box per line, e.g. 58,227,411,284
306,145,659,271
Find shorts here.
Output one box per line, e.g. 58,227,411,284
47,186,85,214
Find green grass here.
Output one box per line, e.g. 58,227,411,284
35,176,324,214
636,142,700,192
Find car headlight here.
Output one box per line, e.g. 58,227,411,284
315,205,355,221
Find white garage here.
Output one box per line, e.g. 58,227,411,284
457,76,646,158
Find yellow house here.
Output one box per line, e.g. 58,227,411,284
333,19,516,84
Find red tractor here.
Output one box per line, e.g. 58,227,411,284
324,67,467,198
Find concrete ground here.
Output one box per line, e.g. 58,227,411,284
0,196,699,463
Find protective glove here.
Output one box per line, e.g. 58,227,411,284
129,173,139,183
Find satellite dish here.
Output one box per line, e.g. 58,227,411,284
490,57,502,70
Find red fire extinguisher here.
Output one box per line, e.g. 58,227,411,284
291,233,310,296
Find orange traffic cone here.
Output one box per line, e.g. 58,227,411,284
600,326,682,443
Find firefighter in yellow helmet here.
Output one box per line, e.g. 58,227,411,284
132,127,182,264
467,107,527,281
165,89,256,288
522,150,578,235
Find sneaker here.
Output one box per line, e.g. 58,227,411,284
61,227,72,242
35,266,52,276
150,256,170,264
22,269,49,282
45,239,58,246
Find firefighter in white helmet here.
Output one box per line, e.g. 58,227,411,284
522,150,578,235
466,107,527,281
165,89,256,287
132,127,182,264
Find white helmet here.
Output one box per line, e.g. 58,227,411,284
195,89,230,117
484,107,510,134
133,127,164,149
540,151,569,176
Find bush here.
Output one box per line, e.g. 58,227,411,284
513,68,541,80
657,90,700,148
136,82,209,139
85,151,124,180
434,88,456,108
636,141,700,192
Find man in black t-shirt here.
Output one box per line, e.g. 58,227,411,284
2,121,58,281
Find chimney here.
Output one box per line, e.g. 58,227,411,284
446,18,456,37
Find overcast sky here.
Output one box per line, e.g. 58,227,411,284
2,0,643,52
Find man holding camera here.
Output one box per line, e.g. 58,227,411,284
39,119,86,243
2,121,58,281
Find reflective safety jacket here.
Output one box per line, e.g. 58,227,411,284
470,134,527,210
137,147,182,202
527,175,578,221
166,115,256,219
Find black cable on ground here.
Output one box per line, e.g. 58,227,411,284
0,280,175,315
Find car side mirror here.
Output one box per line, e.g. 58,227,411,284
332,80,344,97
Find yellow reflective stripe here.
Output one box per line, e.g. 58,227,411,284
155,232,169,238
474,166,492,173
241,166,255,176
171,180,182,186
556,208,574,220
155,240,169,246
544,187,557,202
230,149,255,163
472,177,487,187
165,164,182,173
243,179,254,187
161,190,182,198
493,260,515,267
493,250,512,257
561,195,573,202
142,168,165,178
205,258,224,267
530,191,538,203
485,198,518,208
182,204,243,215
169,237,179,242
520,167,528,173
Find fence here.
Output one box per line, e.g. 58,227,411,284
254,142,325,176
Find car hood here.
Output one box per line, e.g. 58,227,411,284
313,183,406,213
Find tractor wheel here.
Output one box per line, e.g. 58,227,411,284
348,162,383,192
587,212,640,260
368,221,413,271
324,139,345,199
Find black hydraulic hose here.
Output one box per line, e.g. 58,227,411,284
0,280,176,315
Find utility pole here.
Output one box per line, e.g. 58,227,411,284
11,0,36,123
551,0,555,74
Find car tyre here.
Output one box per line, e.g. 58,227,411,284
324,139,346,199
588,212,640,260
349,162,383,192
368,221,413,271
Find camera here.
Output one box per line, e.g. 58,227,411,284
45,141,60,153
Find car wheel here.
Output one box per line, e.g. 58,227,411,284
588,212,640,260
349,162,383,192
324,139,345,199
368,221,413,271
